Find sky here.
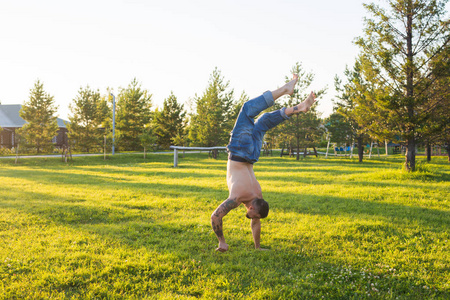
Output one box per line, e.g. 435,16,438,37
1,0,448,121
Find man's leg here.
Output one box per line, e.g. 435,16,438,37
241,74,301,120
271,74,299,100
285,91,316,116
252,89,317,151
254,89,317,133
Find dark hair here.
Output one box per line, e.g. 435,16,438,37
253,198,269,218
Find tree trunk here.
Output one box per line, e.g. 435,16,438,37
313,147,318,157
296,138,300,161
385,140,389,156
358,135,364,163
404,3,416,172
15,144,19,164
405,139,416,171
446,145,450,162
426,143,431,162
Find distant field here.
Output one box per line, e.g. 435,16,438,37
0,153,449,299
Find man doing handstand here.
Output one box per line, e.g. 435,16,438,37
211,74,317,252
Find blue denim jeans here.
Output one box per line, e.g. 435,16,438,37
227,91,290,164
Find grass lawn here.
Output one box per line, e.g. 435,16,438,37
0,153,449,299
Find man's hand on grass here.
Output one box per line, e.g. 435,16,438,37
216,242,229,253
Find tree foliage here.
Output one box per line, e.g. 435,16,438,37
333,62,378,162
271,62,326,160
139,125,157,159
153,92,186,148
324,112,354,146
423,44,450,144
68,86,109,152
116,78,153,151
354,0,450,171
188,68,235,147
18,80,59,153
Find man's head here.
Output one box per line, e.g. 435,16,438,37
246,198,269,219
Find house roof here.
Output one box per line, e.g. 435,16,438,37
0,104,67,128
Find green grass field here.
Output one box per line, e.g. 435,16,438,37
0,153,449,299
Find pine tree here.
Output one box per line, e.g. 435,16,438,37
188,68,235,147
139,125,157,159
116,78,153,151
423,44,450,161
275,63,326,160
153,92,186,148
334,61,379,162
355,0,449,171
324,112,354,147
68,86,109,152
18,80,59,154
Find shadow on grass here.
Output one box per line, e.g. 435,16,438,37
1,155,449,298
2,184,449,298
267,191,450,230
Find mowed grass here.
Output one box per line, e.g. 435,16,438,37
0,153,449,299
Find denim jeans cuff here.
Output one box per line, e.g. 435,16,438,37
280,107,290,120
262,91,274,107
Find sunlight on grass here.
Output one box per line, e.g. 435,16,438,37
0,154,449,299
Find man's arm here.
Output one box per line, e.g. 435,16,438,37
251,218,262,249
211,198,240,252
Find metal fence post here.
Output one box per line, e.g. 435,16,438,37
174,148,178,167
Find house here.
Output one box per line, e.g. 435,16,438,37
0,104,68,149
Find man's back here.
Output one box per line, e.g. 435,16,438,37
227,160,262,204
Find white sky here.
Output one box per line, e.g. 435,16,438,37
1,0,448,120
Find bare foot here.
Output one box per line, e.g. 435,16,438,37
285,74,299,96
293,91,316,113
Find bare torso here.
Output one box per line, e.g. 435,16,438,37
227,160,263,208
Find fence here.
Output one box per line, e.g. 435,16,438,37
169,146,227,167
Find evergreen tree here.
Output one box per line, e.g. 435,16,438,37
116,78,153,151
423,44,450,161
139,125,157,159
355,0,449,171
275,63,326,160
153,92,186,148
334,61,378,162
189,68,235,147
324,112,354,147
18,80,59,153
67,86,109,152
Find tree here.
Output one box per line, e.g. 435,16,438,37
139,126,157,159
153,92,186,148
325,112,354,146
18,80,59,154
274,63,326,160
422,43,450,161
334,62,378,162
67,86,109,152
188,68,235,147
116,78,153,151
355,0,450,171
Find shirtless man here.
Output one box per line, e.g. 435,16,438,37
211,74,317,252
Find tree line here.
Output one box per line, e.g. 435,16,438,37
11,64,325,156
5,0,449,171
326,0,449,171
